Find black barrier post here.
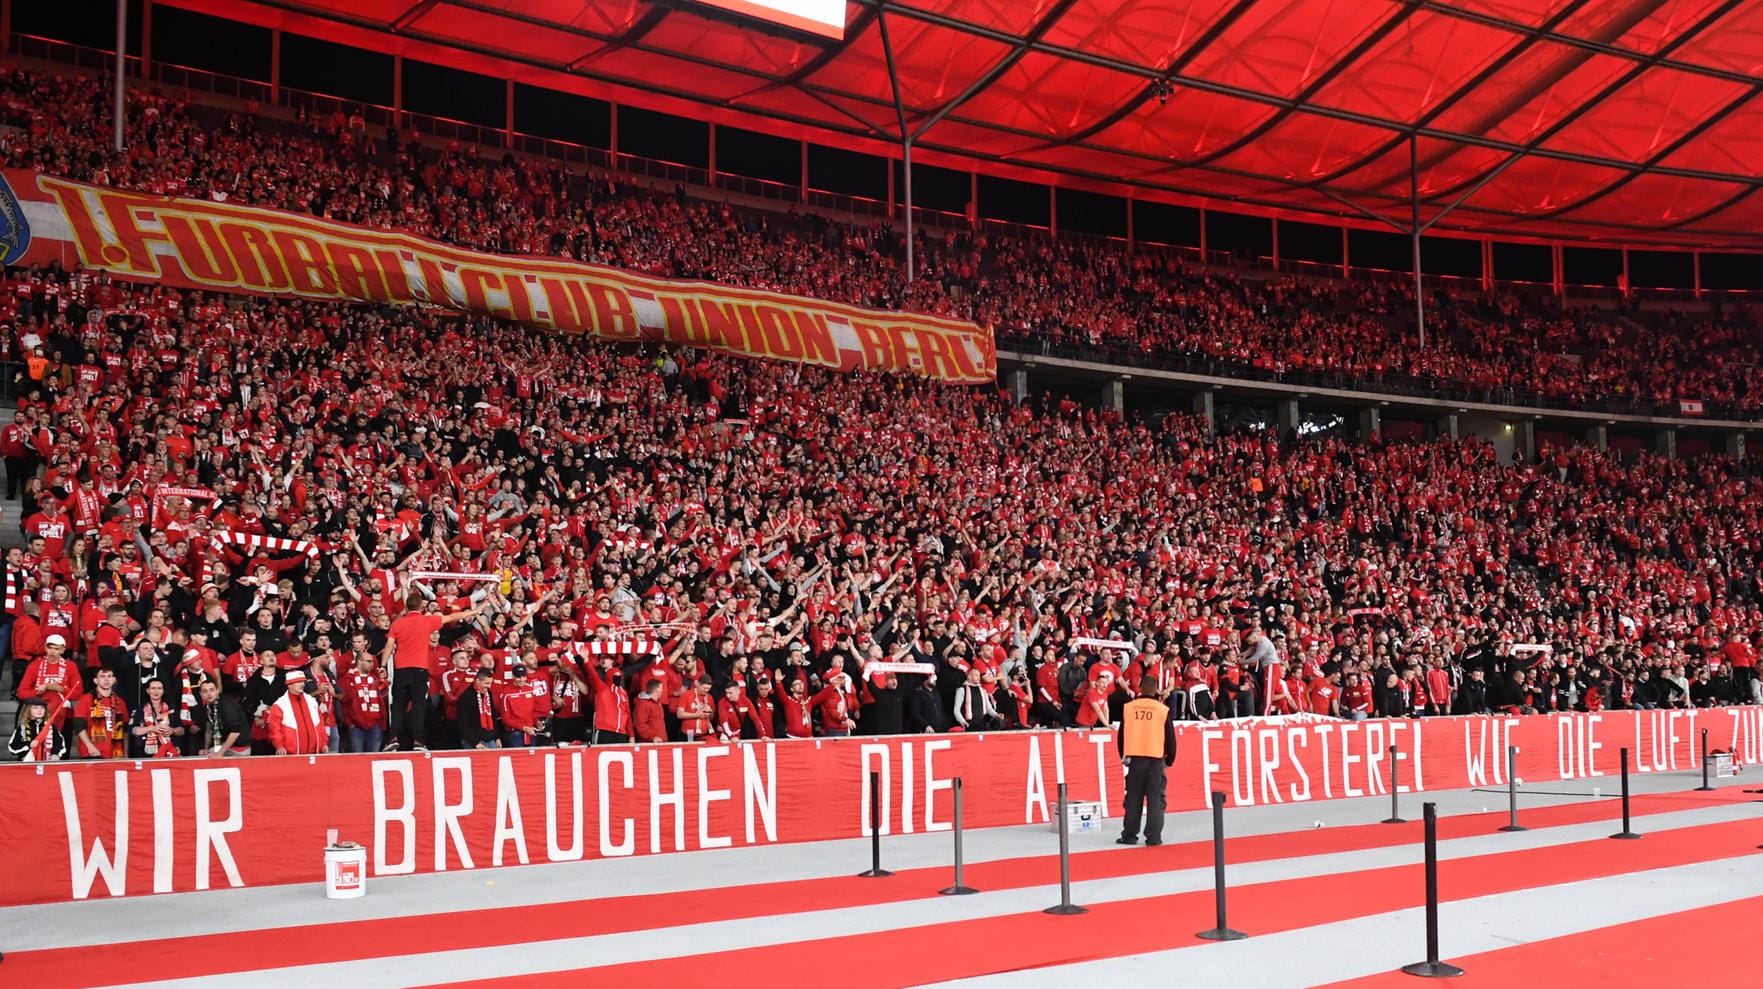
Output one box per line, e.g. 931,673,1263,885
1044,783,1088,915
1383,744,1408,824
1498,746,1527,832
1696,729,1715,792
858,771,893,877
939,776,978,895
1610,748,1642,840
1401,802,1464,979
1196,791,1247,941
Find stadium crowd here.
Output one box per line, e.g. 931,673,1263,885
1,255,1760,761
1,64,1759,416
0,61,1760,761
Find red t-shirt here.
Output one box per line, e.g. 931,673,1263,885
388,612,445,670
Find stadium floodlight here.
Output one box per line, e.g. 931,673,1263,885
689,0,848,39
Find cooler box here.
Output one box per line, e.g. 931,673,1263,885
1713,751,1736,779
1051,800,1104,833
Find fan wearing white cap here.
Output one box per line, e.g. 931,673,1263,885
16,632,84,729
265,668,325,756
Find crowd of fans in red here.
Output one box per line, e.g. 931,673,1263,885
0,63,1760,761
1,64,1758,416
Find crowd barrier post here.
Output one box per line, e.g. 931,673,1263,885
1383,744,1408,824
938,776,978,895
1610,748,1642,840
1044,783,1087,915
1696,729,1715,792
1498,746,1526,832
1196,790,1247,941
1400,802,1465,979
858,770,894,877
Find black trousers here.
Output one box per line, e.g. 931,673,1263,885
552,716,587,745
1120,755,1168,843
592,728,630,744
1029,700,1068,728
388,668,431,748
4,455,28,500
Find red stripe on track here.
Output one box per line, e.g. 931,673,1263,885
0,788,1746,987
440,817,1763,989
1325,893,1763,987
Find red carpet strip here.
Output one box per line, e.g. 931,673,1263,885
441,817,1763,989
1,789,1749,986
1324,893,1763,988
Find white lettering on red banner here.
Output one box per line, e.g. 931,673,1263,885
8,709,1763,905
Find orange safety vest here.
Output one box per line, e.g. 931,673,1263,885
1120,697,1169,758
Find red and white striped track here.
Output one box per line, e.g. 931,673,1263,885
1,776,1758,988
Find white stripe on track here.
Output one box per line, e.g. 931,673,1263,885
89,802,1761,989
924,853,1763,989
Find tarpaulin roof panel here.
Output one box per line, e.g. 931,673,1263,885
169,0,1763,247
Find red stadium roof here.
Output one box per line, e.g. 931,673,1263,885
179,0,1763,247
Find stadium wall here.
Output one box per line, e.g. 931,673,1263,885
4,708,1759,906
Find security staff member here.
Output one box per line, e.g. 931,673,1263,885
1117,675,1178,846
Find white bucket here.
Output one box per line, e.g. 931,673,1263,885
324,843,367,900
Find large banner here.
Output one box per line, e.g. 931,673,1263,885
0,170,995,383
0,730,1114,905
1171,706,1762,811
4,708,1760,906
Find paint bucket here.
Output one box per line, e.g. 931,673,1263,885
325,842,367,900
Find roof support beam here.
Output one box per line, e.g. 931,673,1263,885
1035,0,1261,151
1178,3,1422,170
1299,0,1600,192
901,0,1081,144
877,4,914,283
1421,0,1745,206
1413,0,1763,88
862,0,1763,188
390,0,438,33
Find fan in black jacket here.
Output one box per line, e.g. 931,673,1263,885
189,681,252,756
1451,669,1490,715
458,671,504,748
861,674,906,735
904,674,949,734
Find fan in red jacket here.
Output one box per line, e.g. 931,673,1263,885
1424,661,1453,715
17,633,84,729
440,651,477,724
338,653,390,751
746,679,778,739
71,669,131,759
266,670,326,756
715,682,752,741
810,670,858,736
674,679,715,740
780,678,813,738
632,678,668,743
497,662,552,746
580,651,634,743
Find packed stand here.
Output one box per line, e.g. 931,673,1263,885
1,257,1760,762
0,64,1759,417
